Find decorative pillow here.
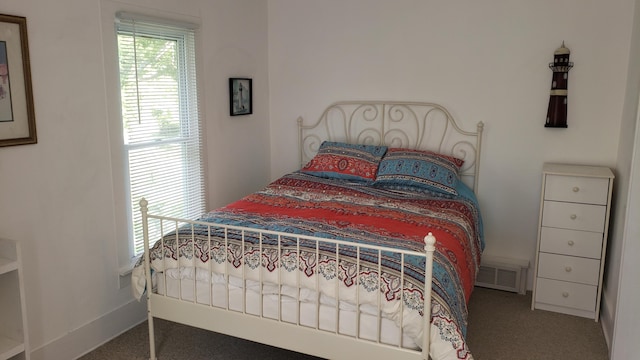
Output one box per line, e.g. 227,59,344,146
374,148,464,195
300,141,388,182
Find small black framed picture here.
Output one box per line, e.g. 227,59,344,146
229,78,252,116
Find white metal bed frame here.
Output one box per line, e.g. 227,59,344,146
140,101,483,360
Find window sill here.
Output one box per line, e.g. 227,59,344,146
118,256,141,277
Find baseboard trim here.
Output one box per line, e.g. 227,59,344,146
30,299,146,360
599,294,614,355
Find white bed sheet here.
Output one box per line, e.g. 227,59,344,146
155,267,419,349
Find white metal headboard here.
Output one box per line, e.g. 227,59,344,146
298,101,484,192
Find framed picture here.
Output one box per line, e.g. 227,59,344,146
229,78,252,116
0,14,36,147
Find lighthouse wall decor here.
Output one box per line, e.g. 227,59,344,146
545,42,573,128
229,77,253,116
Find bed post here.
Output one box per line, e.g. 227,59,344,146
297,116,305,168
423,232,437,360
473,121,484,193
140,198,157,360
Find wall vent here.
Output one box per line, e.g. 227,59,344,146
475,255,529,295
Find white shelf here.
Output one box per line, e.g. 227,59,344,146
0,239,29,360
0,335,24,359
0,257,18,275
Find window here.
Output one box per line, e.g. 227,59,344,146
116,13,205,256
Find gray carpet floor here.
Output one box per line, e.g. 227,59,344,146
78,287,609,360
466,287,608,360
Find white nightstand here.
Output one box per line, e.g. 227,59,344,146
531,163,614,320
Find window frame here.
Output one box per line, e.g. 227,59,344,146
116,17,205,258
100,6,206,274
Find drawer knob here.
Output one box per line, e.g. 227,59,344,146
568,240,575,246
565,266,572,272
570,214,577,220
562,292,570,298
573,186,580,192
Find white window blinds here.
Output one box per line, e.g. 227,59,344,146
116,13,205,256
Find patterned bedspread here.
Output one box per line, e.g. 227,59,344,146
134,171,483,360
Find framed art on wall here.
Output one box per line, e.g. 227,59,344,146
0,14,36,147
229,77,252,116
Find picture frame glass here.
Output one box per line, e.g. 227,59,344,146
0,41,13,122
230,78,252,116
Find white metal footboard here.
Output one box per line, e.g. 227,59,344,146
140,198,436,360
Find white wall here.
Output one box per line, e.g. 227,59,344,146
0,0,269,358
199,1,271,208
610,88,640,360
268,0,632,289
604,0,640,356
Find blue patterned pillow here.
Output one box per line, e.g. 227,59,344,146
374,148,464,195
301,141,388,182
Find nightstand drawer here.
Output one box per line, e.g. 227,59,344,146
542,201,606,232
544,175,609,205
535,278,597,311
537,253,600,285
539,227,603,259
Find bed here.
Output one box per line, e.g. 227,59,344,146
132,100,484,360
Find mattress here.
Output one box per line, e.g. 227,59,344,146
155,267,419,348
